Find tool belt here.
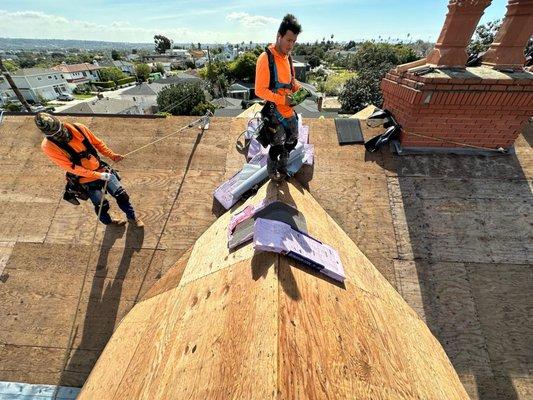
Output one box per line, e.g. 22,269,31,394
63,161,120,206
256,101,280,148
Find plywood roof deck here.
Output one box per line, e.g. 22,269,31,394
78,180,469,400
0,115,531,399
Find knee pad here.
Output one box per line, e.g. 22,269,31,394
95,199,110,215
115,188,130,205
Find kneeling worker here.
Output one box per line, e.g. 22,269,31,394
35,112,144,227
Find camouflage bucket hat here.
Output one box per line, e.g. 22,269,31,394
34,112,62,136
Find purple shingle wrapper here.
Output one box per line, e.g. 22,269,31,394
247,137,267,161
298,125,309,144
214,143,305,210
302,144,314,166
246,118,261,140
253,218,345,283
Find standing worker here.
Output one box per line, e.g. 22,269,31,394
255,14,308,181
35,112,144,227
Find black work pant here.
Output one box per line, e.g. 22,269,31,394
267,116,298,175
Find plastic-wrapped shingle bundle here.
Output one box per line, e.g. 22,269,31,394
253,218,345,283
227,200,307,250
214,143,306,210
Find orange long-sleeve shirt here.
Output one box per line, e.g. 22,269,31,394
41,123,117,183
255,44,301,118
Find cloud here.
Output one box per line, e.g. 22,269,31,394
225,12,278,29
0,9,231,43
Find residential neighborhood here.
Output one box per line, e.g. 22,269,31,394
0,37,375,118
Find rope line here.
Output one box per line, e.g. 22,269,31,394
54,112,212,397
123,112,211,158
405,131,506,152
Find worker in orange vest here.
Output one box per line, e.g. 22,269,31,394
255,14,304,181
35,112,144,227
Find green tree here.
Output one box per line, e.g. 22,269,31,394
111,49,121,61
350,41,418,71
2,59,19,72
308,54,321,68
135,63,151,82
469,19,501,54
154,35,172,54
200,60,230,96
99,67,127,84
154,63,165,74
156,83,206,115
228,51,258,81
18,53,37,68
191,101,215,116
339,63,391,113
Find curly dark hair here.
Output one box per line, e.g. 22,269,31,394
278,14,302,36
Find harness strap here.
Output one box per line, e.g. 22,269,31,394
47,123,102,169
265,47,296,125
265,47,293,91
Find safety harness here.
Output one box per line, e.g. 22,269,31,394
47,123,102,169
47,123,109,205
264,47,296,128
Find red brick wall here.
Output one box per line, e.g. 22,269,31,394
381,68,533,149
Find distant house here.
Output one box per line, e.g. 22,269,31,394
0,76,10,105
61,97,141,115
99,60,136,75
52,62,102,87
3,68,71,102
153,72,203,86
194,56,208,68
210,97,244,117
144,50,192,64
121,82,167,114
228,82,254,100
292,60,310,82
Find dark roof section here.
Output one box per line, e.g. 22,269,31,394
121,82,166,96
153,73,203,85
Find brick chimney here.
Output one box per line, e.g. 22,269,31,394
381,0,533,152
483,0,533,70
427,0,492,67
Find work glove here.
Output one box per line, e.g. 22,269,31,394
289,87,311,106
99,172,112,181
111,154,125,162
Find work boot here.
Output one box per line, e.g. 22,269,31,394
108,218,126,226
128,217,145,228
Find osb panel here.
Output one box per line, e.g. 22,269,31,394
79,258,278,400
467,264,533,375
387,176,532,264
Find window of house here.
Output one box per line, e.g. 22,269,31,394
82,72,87,77
37,77,41,81
61,75,64,79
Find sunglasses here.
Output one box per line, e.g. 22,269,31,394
45,121,64,138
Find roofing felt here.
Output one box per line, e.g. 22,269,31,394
0,115,531,399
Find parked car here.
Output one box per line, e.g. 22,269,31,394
57,93,74,101
29,103,46,112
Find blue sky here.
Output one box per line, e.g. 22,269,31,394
0,0,509,44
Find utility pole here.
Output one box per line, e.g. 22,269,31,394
0,57,32,112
